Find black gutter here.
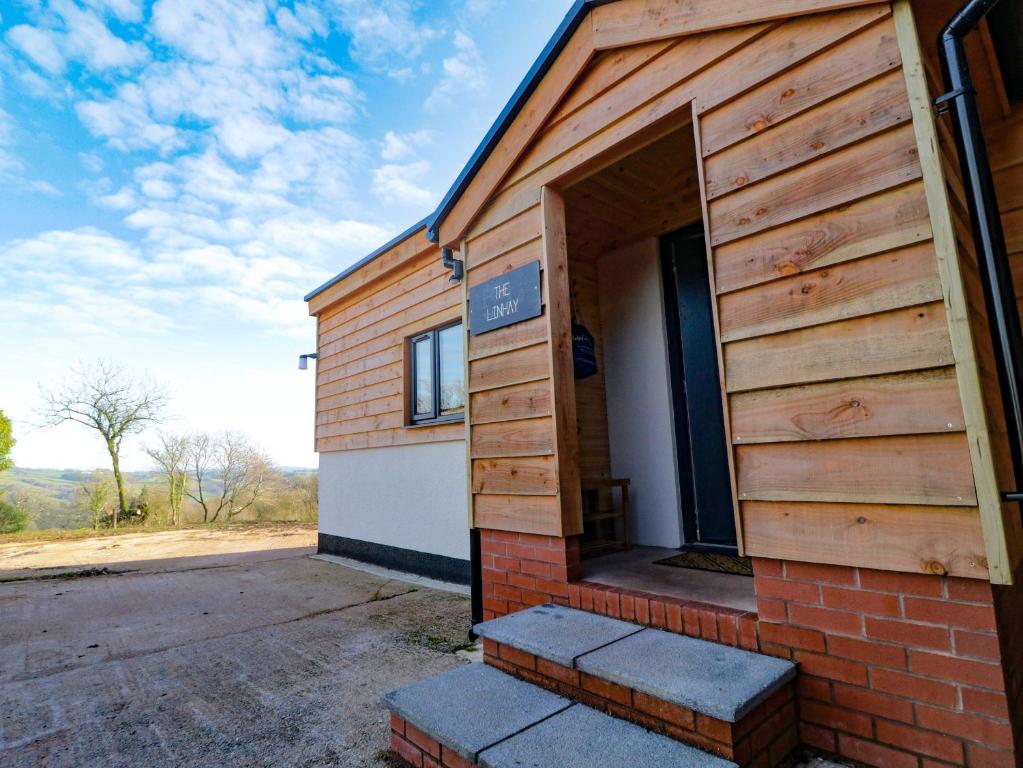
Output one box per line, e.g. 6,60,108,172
425,0,618,243
937,0,1023,505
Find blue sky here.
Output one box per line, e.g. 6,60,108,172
0,0,574,471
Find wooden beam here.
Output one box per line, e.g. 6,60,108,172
893,0,1019,584
590,0,884,49
693,104,745,554
541,186,583,537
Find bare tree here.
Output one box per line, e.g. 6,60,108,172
40,361,166,528
186,431,274,523
145,433,188,526
185,432,216,523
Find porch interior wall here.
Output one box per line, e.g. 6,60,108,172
597,237,683,548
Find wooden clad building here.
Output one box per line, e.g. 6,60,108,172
307,1,1023,764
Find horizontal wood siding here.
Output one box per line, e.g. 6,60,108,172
465,204,568,534
313,239,463,453
905,0,1023,581
695,8,990,578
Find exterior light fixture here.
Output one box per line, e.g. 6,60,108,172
441,247,464,283
298,353,319,371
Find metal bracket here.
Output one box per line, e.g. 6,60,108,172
933,85,976,115
1003,491,1023,503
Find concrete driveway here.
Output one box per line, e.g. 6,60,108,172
0,544,471,767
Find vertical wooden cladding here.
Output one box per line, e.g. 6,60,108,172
313,234,463,453
693,7,994,580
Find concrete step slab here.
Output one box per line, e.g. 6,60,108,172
382,663,571,762
478,703,738,768
576,628,796,722
474,603,644,667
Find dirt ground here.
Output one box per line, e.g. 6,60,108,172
0,528,843,767
0,529,471,767
0,525,319,580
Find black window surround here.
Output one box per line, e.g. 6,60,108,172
408,320,465,426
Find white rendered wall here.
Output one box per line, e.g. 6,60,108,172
597,238,684,548
319,440,469,561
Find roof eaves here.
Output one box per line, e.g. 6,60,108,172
303,216,431,303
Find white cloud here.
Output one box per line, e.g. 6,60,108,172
215,113,292,160
76,83,183,152
380,129,434,161
275,3,328,40
96,186,138,210
0,228,143,272
0,108,60,195
6,25,65,75
463,0,503,15
426,30,486,110
6,3,147,76
79,152,104,173
55,0,148,71
326,0,441,76
372,160,435,207
83,0,144,23
151,0,291,68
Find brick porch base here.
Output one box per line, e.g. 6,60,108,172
484,637,797,766
478,528,1020,766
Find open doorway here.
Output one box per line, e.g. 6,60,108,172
661,226,737,553
562,122,751,608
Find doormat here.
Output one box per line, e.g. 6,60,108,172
654,552,754,577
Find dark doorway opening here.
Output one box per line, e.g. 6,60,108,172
660,226,737,552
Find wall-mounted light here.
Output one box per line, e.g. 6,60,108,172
298,353,319,371
441,247,464,283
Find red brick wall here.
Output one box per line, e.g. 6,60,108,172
480,530,580,619
993,564,1023,763
567,580,760,651
390,713,473,768
753,558,1016,767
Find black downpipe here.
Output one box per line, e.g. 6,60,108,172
469,528,483,639
938,0,1023,506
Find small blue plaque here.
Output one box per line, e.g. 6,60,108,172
469,260,542,336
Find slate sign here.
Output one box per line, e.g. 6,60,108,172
469,260,542,336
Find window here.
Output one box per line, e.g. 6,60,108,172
409,321,464,424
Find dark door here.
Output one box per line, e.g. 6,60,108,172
660,226,737,551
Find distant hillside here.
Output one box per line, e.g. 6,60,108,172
0,467,164,507
0,466,317,532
